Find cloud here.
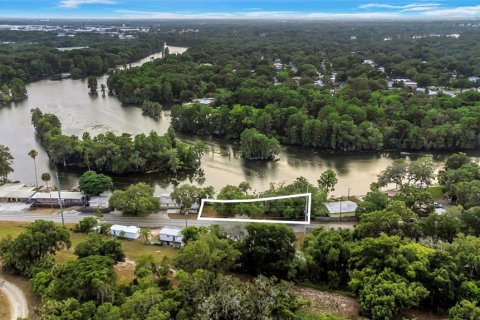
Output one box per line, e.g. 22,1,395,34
424,5,480,17
59,0,117,8
115,10,403,20
359,3,441,11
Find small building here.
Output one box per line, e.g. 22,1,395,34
324,201,358,217
31,191,87,207
159,227,184,247
468,76,480,83
160,193,200,214
110,225,141,240
159,193,180,209
0,183,36,202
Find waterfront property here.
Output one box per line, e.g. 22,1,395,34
110,225,141,240
0,183,36,202
159,227,184,247
31,191,87,207
160,194,200,214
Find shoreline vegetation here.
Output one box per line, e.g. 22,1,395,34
30,108,208,174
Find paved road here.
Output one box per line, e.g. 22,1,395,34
0,210,354,232
0,277,28,320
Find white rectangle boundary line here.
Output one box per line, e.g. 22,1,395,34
197,193,311,225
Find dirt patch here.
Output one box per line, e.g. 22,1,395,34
0,288,11,320
406,309,448,320
114,259,137,284
293,286,360,319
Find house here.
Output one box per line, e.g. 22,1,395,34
159,193,200,214
0,183,36,202
31,191,87,207
324,201,358,217
110,225,140,240
390,78,418,90
468,76,480,82
159,193,180,209
159,227,184,247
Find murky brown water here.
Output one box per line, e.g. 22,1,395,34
0,47,457,197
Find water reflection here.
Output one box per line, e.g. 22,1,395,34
0,46,475,197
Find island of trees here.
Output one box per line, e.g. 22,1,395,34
30,108,207,174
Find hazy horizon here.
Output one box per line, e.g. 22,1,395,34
0,0,479,20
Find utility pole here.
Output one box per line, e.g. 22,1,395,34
55,172,65,226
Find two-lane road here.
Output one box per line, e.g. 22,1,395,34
0,209,354,232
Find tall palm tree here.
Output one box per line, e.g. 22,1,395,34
28,149,38,188
41,172,51,191
41,172,53,212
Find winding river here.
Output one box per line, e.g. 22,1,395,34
0,47,460,197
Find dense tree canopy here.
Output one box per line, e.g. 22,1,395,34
31,108,206,174
109,183,159,215
79,170,113,197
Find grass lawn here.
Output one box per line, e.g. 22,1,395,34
426,186,444,200
0,220,179,283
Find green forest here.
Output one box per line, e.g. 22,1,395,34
105,21,480,152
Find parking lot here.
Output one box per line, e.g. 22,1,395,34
0,202,32,212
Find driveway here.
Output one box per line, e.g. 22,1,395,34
0,277,28,320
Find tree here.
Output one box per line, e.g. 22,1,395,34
41,172,51,190
10,78,27,100
240,128,280,160
109,183,159,215
39,298,96,320
355,186,389,217
354,201,418,239
377,159,408,189
181,225,208,244
140,227,151,244
87,76,98,95
78,170,113,197
45,255,115,303
28,149,39,188
408,156,435,188
318,169,337,194
420,211,459,242
73,216,98,233
74,234,125,263
459,207,480,236
171,184,214,226
0,220,71,276
0,145,14,183
239,223,296,278
350,268,428,320
449,300,480,320
303,227,352,287
394,185,434,216
141,100,162,119
175,233,240,274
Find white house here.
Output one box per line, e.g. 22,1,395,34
110,225,141,240
159,227,184,247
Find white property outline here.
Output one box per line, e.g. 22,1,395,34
197,193,312,225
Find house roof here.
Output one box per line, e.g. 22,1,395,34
31,191,84,200
160,227,183,237
110,225,140,234
324,201,358,214
0,183,36,199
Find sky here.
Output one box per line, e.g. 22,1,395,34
1,0,480,19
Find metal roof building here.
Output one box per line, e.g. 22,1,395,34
324,201,358,215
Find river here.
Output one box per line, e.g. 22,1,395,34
0,46,458,197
